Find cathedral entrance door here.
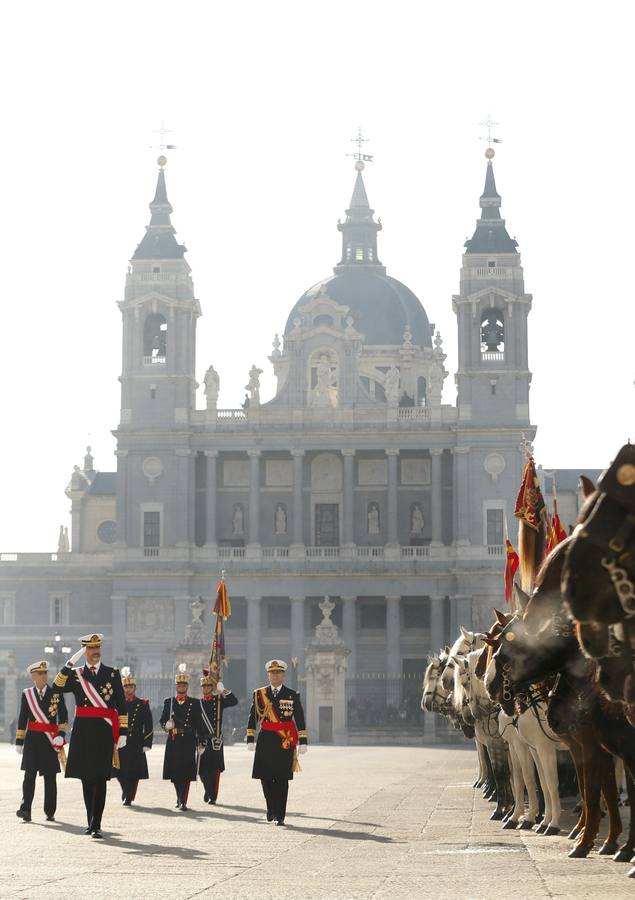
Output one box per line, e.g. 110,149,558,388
315,504,339,546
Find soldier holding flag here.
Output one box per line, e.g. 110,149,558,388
15,660,68,823
198,669,238,804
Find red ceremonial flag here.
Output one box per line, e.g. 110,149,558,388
504,538,519,604
514,456,546,532
546,506,567,554
209,578,232,679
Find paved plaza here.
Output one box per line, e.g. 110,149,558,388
0,744,632,899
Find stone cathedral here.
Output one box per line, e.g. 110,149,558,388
0,150,595,739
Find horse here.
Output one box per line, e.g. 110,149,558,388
493,541,635,865
562,445,635,710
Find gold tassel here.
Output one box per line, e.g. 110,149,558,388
112,746,120,769
58,745,67,773
292,748,301,773
518,518,546,593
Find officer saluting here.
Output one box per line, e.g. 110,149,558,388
246,659,308,826
15,660,68,823
115,667,153,806
53,634,127,838
198,668,238,804
160,664,203,810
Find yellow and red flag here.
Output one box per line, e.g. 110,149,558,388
504,538,519,604
514,456,545,531
209,577,232,679
546,502,567,554
514,453,547,592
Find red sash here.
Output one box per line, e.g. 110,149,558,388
261,720,298,749
75,706,120,744
28,721,59,735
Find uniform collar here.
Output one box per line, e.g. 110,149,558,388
126,695,137,703
85,661,101,675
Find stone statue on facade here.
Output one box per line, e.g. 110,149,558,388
245,365,263,406
57,525,70,553
410,503,425,536
274,503,287,535
184,596,206,645
367,503,380,534
203,365,220,410
232,504,244,535
312,355,337,408
384,365,400,406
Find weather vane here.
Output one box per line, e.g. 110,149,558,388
150,124,177,167
479,116,502,159
347,127,373,171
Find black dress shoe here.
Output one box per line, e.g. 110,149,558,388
123,799,132,806
16,809,31,822
203,793,210,803
207,799,216,805
174,802,181,809
46,816,55,822
84,827,93,835
266,811,275,822
91,830,103,839
179,804,188,811
275,820,285,826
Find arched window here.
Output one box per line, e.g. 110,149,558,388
143,313,167,363
480,308,505,359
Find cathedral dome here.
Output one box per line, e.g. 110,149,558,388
285,270,433,347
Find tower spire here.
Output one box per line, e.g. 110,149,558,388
334,132,384,275
464,148,518,254
132,156,186,260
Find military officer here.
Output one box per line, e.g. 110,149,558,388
198,669,238,804
115,667,153,806
15,660,68,823
53,634,127,838
246,659,308,825
160,665,203,810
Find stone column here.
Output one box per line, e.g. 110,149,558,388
111,594,127,664
246,596,261,690
290,596,305,674
455,594,473,631
175,449,192,546
290,450,305,557
430,449,443,547
342,449,355,556
386,596,401,678
453,446,471,546
247,450,261,556
341,596,357,677
386,449,400,558
205,451,218,548
114,449,128,546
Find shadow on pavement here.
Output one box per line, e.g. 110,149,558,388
214,802,380,828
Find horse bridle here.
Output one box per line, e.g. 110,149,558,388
576,498,635,619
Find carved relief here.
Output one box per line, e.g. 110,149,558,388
401,458,431,485
311,453,343,492
223,460,249,486
358,459,387,486
126,598,175,636
265,460,293,486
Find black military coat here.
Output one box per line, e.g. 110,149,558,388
247,684,307,781
198,691,238,775
16,685,68,776
114,697,153,780
160,696,204,781
54,662,127,781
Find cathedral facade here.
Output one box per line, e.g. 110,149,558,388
0,150,592,736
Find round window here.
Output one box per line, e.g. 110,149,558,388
97,520,117,544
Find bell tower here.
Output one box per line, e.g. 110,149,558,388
453,148,532,426
118,156,200,430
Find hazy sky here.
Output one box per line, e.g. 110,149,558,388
1,1,633,551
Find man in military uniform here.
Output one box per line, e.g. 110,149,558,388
160,665,203,810
53,634,127,838
15,660,68,823
198,669,238,804
115,667,153,806
246,659,308,825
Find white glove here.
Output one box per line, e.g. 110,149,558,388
116,735,127,749
247,742,255,752
67,647,86,667
216,681,225,693
165,719,174,731
15,746,23,755
52,735,64,748
299,744,308,755
143,746,150,753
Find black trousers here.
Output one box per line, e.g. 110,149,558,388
117,776,140,803
20,771,57,817
201,769,221,803
171,780,191,805
261,779,289,822
82,778,107,831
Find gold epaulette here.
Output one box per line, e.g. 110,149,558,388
58,723,68,733
15,729,25,739
246,728,256,737
118,714,128,727
53,673,68,687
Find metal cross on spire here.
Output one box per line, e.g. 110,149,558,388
479,116,502,148
150,124,177,152
347,127,374,171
